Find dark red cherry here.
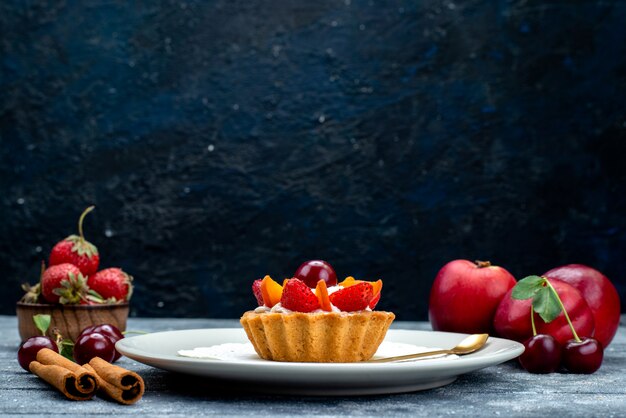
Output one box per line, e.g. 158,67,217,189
79,324,124,361
18,336,59,371
294,260,337,288
518,334,561,374
73,332,116,365
562,337,603,374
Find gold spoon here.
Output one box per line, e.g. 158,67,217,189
367,333,489,363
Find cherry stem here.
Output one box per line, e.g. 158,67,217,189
52,328,63,345
474,260,491,268
543,277,581,342
530,304,537,336
77,206,95,242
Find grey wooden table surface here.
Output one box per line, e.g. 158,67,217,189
1,315,625,417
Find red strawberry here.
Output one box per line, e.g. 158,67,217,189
369,292,381,309
280,279,320,312
88,268,133,302
41,263,88,304
49,206,100,276
252,279,264,306
329,282,374,311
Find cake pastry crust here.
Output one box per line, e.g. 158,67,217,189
240,310,395,362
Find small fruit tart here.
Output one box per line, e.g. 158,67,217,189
240,265,395,362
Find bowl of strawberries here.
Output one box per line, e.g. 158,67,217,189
17,207,133,342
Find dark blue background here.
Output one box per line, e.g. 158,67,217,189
2,0,625,319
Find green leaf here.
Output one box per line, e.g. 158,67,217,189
511,275,545,300
32,314,51,336
59,340,75,361
532,286,562,323
87,289,105,303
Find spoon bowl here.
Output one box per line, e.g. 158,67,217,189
451,333,489,354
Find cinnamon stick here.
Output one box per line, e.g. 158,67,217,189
29,348,98,401
84,357,145,404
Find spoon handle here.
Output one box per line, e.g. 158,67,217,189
367,349,451,363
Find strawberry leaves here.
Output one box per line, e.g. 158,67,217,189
65,235,98,257
53,272,90,304
20,282,41,303
85,289,108,304
20,261,45,303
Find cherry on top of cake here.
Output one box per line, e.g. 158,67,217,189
250,260,383,313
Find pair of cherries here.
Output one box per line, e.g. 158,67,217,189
17,323,123,371
73,324,124,364
519,334,603,374
510,276,604,375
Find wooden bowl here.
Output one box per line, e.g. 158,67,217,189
16,302,129,342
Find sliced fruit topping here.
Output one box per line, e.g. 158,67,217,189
281,279,320,312
338,276,359,287
252,279,264,306
260,275,283,307
329,282,374,312
370,279,383,309
371,279,383,295
337,277,383,309
315,280,332,312
369,292,381,309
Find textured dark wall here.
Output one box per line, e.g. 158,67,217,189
1,0,625,319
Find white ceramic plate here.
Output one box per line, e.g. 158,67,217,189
116,328,524,395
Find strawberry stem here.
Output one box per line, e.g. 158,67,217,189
530,304,537,336
543,277,581,342
78,206,95,243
